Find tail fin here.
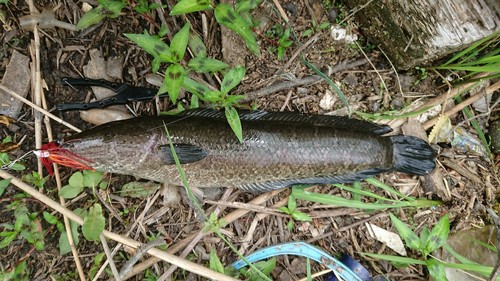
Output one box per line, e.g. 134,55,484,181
391,135,436,175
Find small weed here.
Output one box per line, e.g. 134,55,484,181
209,249,276,281
88,252,106,280
277,28,293,60
133,0,165,14
77,0,126,29
22,171,48,190
278,195,312,231
59,170,104,199
170,0,261,55
0,136,25,171
291,178,441,210
0,260,29,281
0,201,45,251
430,30,500,82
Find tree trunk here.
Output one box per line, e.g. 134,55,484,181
343,0,500,69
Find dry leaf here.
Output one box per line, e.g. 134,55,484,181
0,142,19,153
0,115,16,126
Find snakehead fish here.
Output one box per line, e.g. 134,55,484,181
38,109,436,193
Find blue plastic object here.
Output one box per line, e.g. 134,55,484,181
232,241,371,281
326,253,371,281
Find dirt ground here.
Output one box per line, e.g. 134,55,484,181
0,0,499,280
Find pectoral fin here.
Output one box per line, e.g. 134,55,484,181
159,144,207,164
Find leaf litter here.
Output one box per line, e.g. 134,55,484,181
0,0,498,280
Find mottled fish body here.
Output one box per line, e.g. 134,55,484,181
43,110,436,193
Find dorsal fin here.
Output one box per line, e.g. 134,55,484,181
180,108,392,135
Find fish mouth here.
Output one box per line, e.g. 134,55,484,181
35,141,94,175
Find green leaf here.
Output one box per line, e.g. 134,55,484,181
291,212,312,222
243,257,276,279
82,204,105,241
188,57,229,73
426,258,447,281
221,66,246,94
287,195,296,213
361,253,426,265
291,187,441,210
43,211,58,225
302,29,313,38
101,0,126,18
389,213,422,251
236,0,262,13
120,181,160,198
170,0,212,15
0,232,18,248
0,178,10,197
424,214,449,255
82,170,103,188
161,63,186,102
59,184,84,199
188,33,207,58
68,172,84,188
183,76,211,98
124,33,173,63
420,225,429,248
214,4,260,56
9,162,25,171
170,22,190,61
209,249,225,274
225,107,243,143
287,220,294,231
89,252,106,280
277,207,290,214
77,6,106,29
59,231,71,255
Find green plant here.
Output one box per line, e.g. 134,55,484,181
276,28,293,60
43,210,81,255
133,0,165,14
362,214,450,280
22,171,48,190
58,171,106,241
361,214,500,281
125,24,248,142
77,0,126,29
170,0,261,56
430,30,500,82
278,194,312,230
0,200,45,251
59,170,104,199
0,136,25,171
209,249,277,281
0,260,29,281
302,21,330,38
291,178,441,210
88,252,106,280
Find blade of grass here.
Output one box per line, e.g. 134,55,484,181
333,183,400,203
301,57,351,115
365,178,413,200
163,123,272,281
441,30,500,66
291,187,440,210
